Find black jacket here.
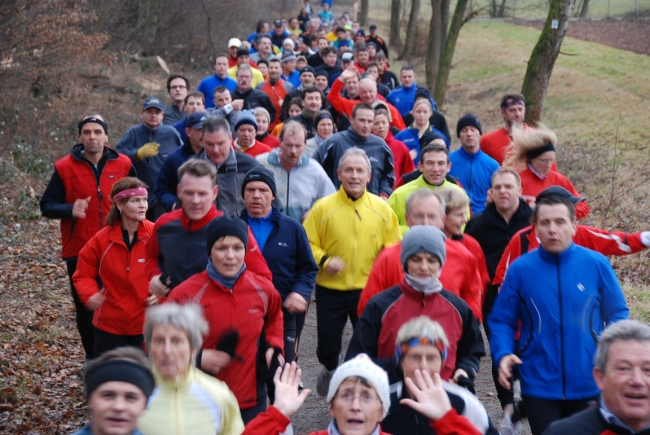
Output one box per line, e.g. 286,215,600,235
231,88,277,123
543,405,650,435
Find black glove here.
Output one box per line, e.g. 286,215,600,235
258,340,283,403
456,375,476,395
216,329,240,359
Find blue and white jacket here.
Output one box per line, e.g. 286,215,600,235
489,243,629,400
449,147,500,215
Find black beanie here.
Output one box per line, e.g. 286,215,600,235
206,216,249,256
241,167,277,199
419,131,445,149
84,360,155,400
456,113,482,138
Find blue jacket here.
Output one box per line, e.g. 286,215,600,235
449,147,500,215
240,206,318,301
386,85,437,116
197,74,237,108
172,118,188,142
394,126,449,166
154,138,200,212
488,243,629,401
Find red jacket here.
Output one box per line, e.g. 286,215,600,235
46,145,132,259
357,239,483,321
493,224,648,286
258,133,280,149
328,79,406,130
145,205,272,289
458,234,490,304
73,220,155,335
519,167,590,220
166,269,283,409
233,140,272,158
242,405,481,435
258,79,290,127
384,131,415,188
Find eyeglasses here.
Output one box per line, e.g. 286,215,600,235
336,391,379,405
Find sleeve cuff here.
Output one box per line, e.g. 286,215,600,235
641,231,650,247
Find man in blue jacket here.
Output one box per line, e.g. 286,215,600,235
387,66,437,116
488,195,629,435
449,114,499,215
239,166,318,364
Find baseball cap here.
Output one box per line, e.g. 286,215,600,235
369,24,378,31
341,52,353,62
274,19,283,27
142,97,164,111
536,186,585,204
186,111,208,129
228,38,241,48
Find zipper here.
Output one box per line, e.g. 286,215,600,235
285,168,290,214
556,255,566,399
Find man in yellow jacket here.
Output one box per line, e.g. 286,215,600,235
303,147,401,397
388,143,468,234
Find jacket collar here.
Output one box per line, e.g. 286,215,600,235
180,204,220,230
106,220,152,244
71,144,117,163
457,146,481,159
537,242,577,263
336,185,368,204
267,148,309,168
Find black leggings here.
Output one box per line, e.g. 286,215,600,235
315,286,360,371
66,259,95,360
283,306,308,363
93,327,144,358
522,395,598,435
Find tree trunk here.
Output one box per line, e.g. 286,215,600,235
490,0,497,17
390,0,403,47
579,0,590,17
498,0,508,17
400,0,421,61
425,0,443,90
440,0,450,48
521,0,575,125
360,0,370,26
434,0,470,107
140,0,160,55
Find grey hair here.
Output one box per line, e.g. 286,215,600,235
144,304,209,353
338,147,371,173
202,115,231,136
405,188,446,217
396,316,449,347
596,319,650,373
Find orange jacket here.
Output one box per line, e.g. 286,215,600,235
73,220,155,336
328,79,406,130
258,79,291,127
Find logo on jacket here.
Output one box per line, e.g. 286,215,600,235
577,283,585,292
278,242,289,247
138,258,146,263
249,308,260,314
368,156,379,163
109,174,115,179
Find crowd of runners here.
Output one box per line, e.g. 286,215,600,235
38,2,650,435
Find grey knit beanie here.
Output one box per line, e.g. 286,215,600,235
401,225,447,270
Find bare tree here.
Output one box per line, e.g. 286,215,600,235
400,0,421,61
425,0,443,90
390,0,403,47
521,0,575,125
360,0,370,25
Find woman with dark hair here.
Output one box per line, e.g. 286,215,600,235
73,177,157,356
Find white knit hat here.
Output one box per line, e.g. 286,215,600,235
326,354,390,418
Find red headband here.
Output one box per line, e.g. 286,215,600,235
113,187,148,202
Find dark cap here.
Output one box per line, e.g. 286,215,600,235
237,47,250,58
315,69,329,79
369,24,378,31
419,131,445,149
456,113,482,138
186,111,208,129
356,29,366,37
274,19,283,27
536,186,585,205
241,166,277,199
206,216,249,256
300,65,316,77
142,97,164,111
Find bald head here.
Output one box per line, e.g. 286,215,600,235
359,78,378,105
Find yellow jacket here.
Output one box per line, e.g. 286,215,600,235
227,65,265,89
303,187,401,290
387,175,469,234
138,366,244,435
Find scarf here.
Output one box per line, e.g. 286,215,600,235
327,419,381,435
413,122,430,139
206,260,246,290
405,273,443,295
528,163,547,180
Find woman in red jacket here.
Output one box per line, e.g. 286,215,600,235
504,126,590,219
73,177,157,357
165,215,284,424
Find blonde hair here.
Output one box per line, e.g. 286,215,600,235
503,125,557,169
435,187,469,213
254,107,271,123
412,99,432,113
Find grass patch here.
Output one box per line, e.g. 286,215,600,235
625,284,650,321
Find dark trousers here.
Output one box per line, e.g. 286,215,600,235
522,395,598,435
283,305,308,363
93,327,144,358
483,286,517,408
66,258,95,360
240,388,267,424
315,286,360,371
